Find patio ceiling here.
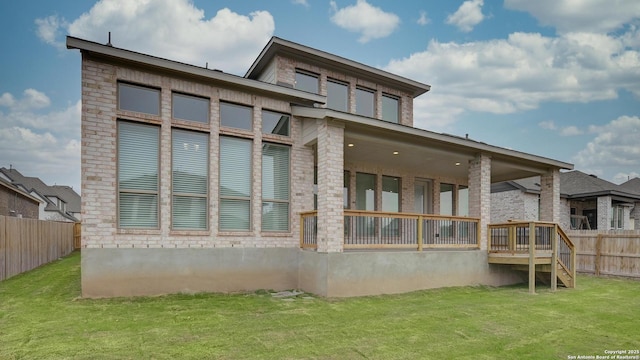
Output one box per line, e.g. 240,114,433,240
293,106,573,183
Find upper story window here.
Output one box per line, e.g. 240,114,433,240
294,70,319,94
220,102,252,131
172,92,209,124
381,94,399,123
355,87,375,118
262,110,290,136
118,82,160,116
327,79,348,112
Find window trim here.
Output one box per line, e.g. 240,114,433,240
261,142,291,232
117,82,161,116
117,120,160,229
171,128,209,230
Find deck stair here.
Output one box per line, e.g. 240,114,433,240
488,221,576,293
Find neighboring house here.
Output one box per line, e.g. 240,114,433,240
0,177,40,219
0,167,81,222
620,177,640,229
67,36,573,298
491,171,640,230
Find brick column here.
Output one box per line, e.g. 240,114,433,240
540,169,561,223
316,119,345,253
468,154,491,250
597,196,611,230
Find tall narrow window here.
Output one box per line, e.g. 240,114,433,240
262,110,290,136
355,87,375,117
439,183,454,216
295,70,319,94
172,129,208,229
381,94,399,123
262,143,290,231
356,173,376,211
327,79,348,112
382,176,400,212
457,185,469,217
118,121,159,228
220,102,252,131
344,170,350,209
118,83,160,115
172,93,209,124
219,136,252,231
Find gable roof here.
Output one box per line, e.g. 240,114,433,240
0,177,41,205
245,37,431,98
620,177,640,195
0,167,80,221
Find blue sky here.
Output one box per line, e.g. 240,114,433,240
1,0,639,192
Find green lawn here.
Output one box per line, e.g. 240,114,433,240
1,252,638,359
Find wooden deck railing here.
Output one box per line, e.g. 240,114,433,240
300,210,480,250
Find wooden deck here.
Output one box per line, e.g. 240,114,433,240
488,251,552,265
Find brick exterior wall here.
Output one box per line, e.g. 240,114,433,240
468,154,491,250
81,55,314,249
316,120,345,253
597,196,611,230
491,190,526,223
0,186,39,219
540,169,561,223
274,55,414,127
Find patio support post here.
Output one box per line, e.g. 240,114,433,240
316,119,345,253
540,169,561,223
468,153,491,250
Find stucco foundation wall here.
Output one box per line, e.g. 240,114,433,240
302,250,524,297
82,248,299,298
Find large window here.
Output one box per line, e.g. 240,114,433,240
611,205,624,229
327,79,348,112
440,183,454,216
172,93,209,124
382,176,400,212
220,102,252,131
118,121,159,228
172,129,208,229
262,143,290,231
219,136,252,231
118,83,160,115
295,70,319,94
262,110,290,136
458,185,469,217
356,173,376,211
381,94,399,123
355,87,375,117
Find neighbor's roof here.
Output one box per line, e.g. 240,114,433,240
620,177,640,195
66,36,325,106
0,177,42,204
245,37,431,98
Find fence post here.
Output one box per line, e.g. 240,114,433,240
595,234,602,276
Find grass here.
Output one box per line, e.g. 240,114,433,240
0,252,639,359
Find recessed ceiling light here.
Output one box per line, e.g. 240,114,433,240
393,151,399,155
348,143,354,147
455,162,461,166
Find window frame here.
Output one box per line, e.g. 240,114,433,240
117,82,161,116
117,120,160,229
294,69,319,94
355,86,375,118
172,92,210,124
327,78,349,112
220,101,253,131
381,93,400,123
219,135,253,231
171,128,209,230
261,142,291,232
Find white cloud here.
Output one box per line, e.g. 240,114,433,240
417,11,430,26
613,171,640,184
573,116,640,175
538,121,557,130
559,126,583,136
36,0,275,75
505,0,640,34
0,90,81,190
35,15,68,49
330,0,400,43
385,30,640,128
292,0,309,7
446,0,485,33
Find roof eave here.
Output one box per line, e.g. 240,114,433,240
66,36,326,106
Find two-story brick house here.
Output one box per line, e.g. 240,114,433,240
68,36,573,298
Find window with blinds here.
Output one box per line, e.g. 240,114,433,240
118,121,159,228
219,136,252,231
172,129,208,229
262,143,290,231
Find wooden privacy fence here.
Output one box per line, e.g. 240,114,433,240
0,215,75,281
566,230,640,278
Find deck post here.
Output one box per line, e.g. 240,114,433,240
528,222,536,294
551,224,558,292
417,216,423,251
